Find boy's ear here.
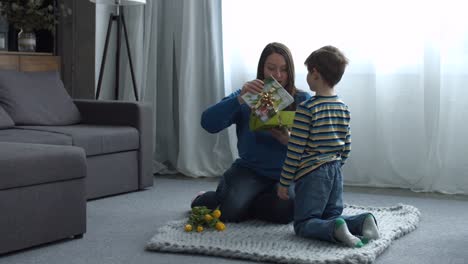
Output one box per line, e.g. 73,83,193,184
312,68,321,80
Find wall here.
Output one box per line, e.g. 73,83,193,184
57,0,95,99
57,0,145,100
95,5,144,101
95,5,117,100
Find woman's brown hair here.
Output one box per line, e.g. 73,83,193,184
256,42,297,110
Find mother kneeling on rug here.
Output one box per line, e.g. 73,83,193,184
191,42,311,223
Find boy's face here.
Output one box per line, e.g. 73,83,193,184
306,71,316,92
263,53,288,87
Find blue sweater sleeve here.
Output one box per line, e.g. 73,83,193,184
201,90,242,133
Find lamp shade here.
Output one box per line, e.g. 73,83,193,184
90,0,146,5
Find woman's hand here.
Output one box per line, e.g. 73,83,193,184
270,127,290,145
237,79,264,104
277,185,289,200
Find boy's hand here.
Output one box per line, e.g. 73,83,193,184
277,185,289,200
270,127,290,145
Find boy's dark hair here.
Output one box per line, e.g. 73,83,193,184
304,45,349,87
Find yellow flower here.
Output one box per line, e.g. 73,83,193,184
212,209,221,219
184,224,193,232
204,214,214,222
197,225,204,232
215,221,226,231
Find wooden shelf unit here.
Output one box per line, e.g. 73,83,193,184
0,51,59,72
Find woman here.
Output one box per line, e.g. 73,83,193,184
192,42,311,223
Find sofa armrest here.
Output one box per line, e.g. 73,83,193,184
73,99,148,128
73,99,154,189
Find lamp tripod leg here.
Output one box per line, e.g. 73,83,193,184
96,14,114,100
121,13,139,101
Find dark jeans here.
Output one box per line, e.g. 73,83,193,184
191,163,294,224
294,161,370,243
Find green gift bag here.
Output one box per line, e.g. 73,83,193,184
249,111,295,131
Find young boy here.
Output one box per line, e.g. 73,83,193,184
277,46,379,247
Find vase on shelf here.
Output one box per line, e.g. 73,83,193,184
17,29,36,52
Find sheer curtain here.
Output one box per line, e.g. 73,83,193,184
129,0,234,177
223,0,468,194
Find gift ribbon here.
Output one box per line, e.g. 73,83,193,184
253,86,279,113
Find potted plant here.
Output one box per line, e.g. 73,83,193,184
0,0,71,52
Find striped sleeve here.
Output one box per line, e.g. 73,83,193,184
340,126,351,164
280,103,312,186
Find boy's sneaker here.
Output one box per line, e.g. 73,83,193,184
191,191,206,204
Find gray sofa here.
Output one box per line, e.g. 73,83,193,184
0,70,153,254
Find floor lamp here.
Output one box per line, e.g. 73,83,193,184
90,0,145,101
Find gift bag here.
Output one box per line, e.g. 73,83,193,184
241,76,294,123
249,111,295,131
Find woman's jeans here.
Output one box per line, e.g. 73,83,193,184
191,163,294,223
294,161,370,243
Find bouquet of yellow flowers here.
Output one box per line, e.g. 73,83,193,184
184,206,226,233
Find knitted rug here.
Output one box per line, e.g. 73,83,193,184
146,204,420,264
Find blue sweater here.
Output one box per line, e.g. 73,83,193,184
201,89,311,180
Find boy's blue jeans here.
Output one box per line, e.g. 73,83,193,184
294,161,370,243
191,163,294,223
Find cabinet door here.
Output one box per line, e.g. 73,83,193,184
19,55,60,72
0,54,19,70
0,54,59,72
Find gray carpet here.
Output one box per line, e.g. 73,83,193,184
147,204,420,264
1,175,467,264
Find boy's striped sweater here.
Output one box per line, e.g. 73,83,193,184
280,95,351,186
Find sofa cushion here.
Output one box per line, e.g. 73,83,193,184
0,128,73,145
0,142,86,190
0,106,14,129
17,124,139,156
0,70,81,125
